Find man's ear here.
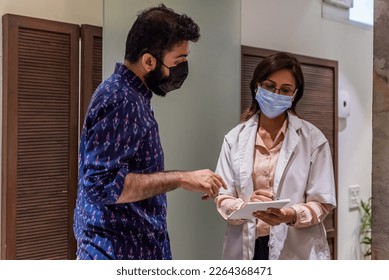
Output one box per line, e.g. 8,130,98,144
141,53,157,72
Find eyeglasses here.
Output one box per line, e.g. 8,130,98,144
260,80,297,96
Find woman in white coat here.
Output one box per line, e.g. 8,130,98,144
215,52,336,260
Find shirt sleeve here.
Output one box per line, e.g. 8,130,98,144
291,140,336,228
215,195,246,225
291,201,331,228
80,92,143,205
305,140,337,207
214,136,246,225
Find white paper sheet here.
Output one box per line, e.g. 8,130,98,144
228,199,291,220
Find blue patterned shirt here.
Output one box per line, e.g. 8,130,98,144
73,63,171,260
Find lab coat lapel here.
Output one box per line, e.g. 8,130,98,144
273,112,302,194
238,114,258,200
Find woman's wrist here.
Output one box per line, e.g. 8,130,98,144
286,207,297,226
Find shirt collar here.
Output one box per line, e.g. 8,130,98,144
255,115,288,148
114,62,153,99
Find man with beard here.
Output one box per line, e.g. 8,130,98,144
73,4,226,260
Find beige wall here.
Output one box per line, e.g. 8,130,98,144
0,0,102,25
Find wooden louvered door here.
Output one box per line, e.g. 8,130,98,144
80,24,102,129
241,46,338,259
1,14,80,259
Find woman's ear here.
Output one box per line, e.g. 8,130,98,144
141,53,157,72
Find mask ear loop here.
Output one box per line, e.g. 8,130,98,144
291,89,298,101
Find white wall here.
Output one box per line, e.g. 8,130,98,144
241,0,373,259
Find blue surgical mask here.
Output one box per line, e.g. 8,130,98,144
255,87,294,119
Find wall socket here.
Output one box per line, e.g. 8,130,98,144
349,185,360,209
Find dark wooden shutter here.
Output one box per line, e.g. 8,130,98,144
241,46,338,259
80,24,102,129
1,14,79,259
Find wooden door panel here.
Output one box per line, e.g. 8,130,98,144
1,14,79,259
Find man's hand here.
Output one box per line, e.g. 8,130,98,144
117,170,226,203
180,169,227,199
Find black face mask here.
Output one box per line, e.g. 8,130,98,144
144,61,189,97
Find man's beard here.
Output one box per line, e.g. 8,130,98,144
144,63,169,97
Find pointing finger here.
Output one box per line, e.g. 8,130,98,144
213,173,227,189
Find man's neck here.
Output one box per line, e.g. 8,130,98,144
123,59,146,84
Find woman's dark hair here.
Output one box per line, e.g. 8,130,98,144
125,4,200,63
241,52,305,122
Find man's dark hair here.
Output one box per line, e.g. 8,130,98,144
125,4,200,63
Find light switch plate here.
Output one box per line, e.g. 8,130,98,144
349,185,360,209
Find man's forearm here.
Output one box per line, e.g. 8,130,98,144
116,171,185,203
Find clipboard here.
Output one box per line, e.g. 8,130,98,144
228,199,291,220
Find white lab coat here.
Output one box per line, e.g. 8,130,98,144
216,111,336,260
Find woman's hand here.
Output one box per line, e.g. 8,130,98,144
250,189,275,202
252,207,295,226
